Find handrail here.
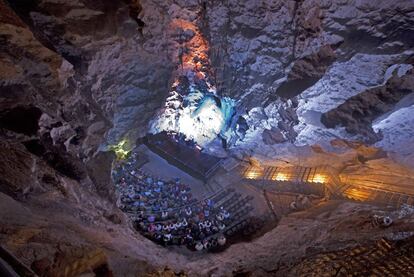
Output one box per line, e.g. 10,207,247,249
243,164,347,197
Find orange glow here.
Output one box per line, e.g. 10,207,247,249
245,168,263,179
172,80,180,87
272,172,289,181
344,188,372,201
170,18,211,76
167,17,215,98
195,71,205,79
309,174,327,184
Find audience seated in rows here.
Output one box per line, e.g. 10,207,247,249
113,153,254,251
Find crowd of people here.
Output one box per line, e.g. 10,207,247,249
117,173,195,216
113,152,255,251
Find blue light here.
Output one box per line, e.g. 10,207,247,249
150,77,236,146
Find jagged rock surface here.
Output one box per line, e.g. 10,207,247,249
321,66,414,144
1,0,414,276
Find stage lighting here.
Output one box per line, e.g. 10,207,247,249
110,139,130,160
272,172,289,181
310,174,327,184
178,96,225,144
151,90,235,146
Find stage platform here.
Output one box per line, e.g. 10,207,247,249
143,132,223,182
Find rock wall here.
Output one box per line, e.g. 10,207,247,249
201,0,414,168
321,66,414,144
3,0,413,157
4,0,412,160
1,0,414,275
0,1,175,274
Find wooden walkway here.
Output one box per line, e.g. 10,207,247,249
243,165,346,197
242,164,414,208
343,185,414,208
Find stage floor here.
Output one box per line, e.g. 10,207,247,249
144,132,223,181
135,145,208,198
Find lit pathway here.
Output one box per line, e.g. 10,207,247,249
242,165,345,197
242,164,414,208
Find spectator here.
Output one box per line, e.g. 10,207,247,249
114,158,251,251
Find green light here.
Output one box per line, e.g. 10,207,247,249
110,139,130,160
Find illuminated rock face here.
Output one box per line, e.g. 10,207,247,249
147,4,238,147
150,82,235,146
1,0,414,276
199,0,414,166
175,94,234,145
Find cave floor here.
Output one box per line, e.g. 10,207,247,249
105,141,414,275
131,144,274,218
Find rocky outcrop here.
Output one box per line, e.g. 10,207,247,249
321,66,414,144
203,0,414,166
275,44,338,99
1,0,414,276
0,2,164,274
262,127,286,145
3,0,412,151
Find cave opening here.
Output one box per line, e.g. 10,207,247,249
0,106,42,136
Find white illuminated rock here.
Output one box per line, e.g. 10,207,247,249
150,83,235,146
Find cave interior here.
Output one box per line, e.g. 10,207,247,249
1,0,414,276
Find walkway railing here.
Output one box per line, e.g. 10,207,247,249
243,163,414,207
242,164,346,197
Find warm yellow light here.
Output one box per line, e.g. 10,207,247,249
245,168,263,179
272,172,289,181
310,174,327,183
344,188,372,201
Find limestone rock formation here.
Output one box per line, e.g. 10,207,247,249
262,127,286,145
1,0,414,276
321,66,414,144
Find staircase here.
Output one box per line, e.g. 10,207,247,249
297,238,414,276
